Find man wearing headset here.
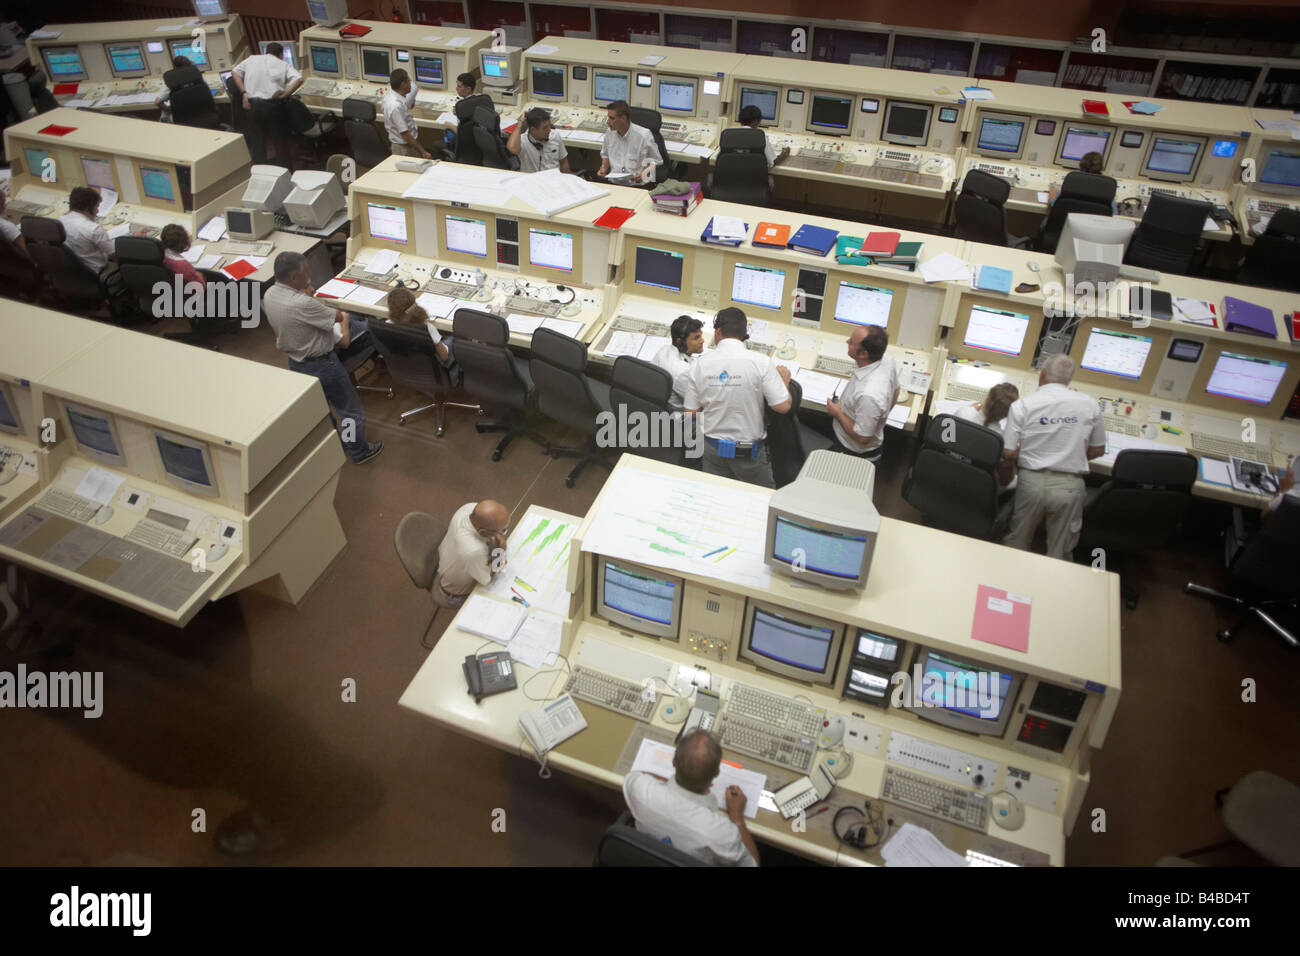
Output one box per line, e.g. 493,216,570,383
506,107,571,174
651,315,706,410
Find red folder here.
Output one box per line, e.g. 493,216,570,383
38,124,77,136
339,23,371,37
593,206,636,230
971,585,1031,652
221,258,259,280
860,231,901,256
53,83,79,95
1082,99,1109,117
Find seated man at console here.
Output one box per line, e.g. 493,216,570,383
623,729,759,866
507,107,570,173
736,104,790,170
652,315,705,410
434,499,510,608
824,325,899,462
598,100,661,186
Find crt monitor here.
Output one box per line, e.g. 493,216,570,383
531,63,565,99
23,148,52,181
411,52,443,86
964,305,1031,357
1056,124,1113,169
592,69,629,104
769,515,872,587
844,629,903,707
283,170,345,229
42,47,87,82
306,0,349,27
367,202,408,244
1141,135,1204,183
900,647,1023,737
975,112,1028,159
1205,351,1288,406
595,556,683,640
0,381,21,435
658,77,696,115
731,262,785,311
480,48,521,89
308,43,340,76
168,38,210,70
806,92,853,135
738,601,846,688
81,156,114,191
833,281,892,328
738,85,779,126
225,207,274,240
64,401,126,467
105,42,148,79
528,228,573,272
192,0,228,21
445,214,488,257
360,47,391,82
139,165,176,203
154,428,219,498
634,246,684,293
1257,149,1300,196
261,41,296,69
241,164,293,211
1055,212,1136,286
882,100,932,147
1079,327,1153,381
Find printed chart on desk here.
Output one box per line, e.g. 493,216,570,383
485,512,577,615
581,470,773,590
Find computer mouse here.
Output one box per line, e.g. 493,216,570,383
94,505,113,525
206,541,228,563
991,793,1025,830
820,751,852,779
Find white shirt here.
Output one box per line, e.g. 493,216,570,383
0,217,20,243
832,356,898,454
436,502,493,598
1002,383,1106,475
622,772,756,867
683,338,789,442
233,53,301,100
381,86,418,145
651,343,693,409
601,123,661,181
58,211,112,273
517,129,568,173
955,403,1017,489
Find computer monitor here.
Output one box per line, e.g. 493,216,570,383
283,170,345,229
658,76,696,115
360,47,391,82
833,281,892,328
23,148,52,182
964,305,1031,357
307,43,340,76
168,38,210,71
192,0,228,22
738,601,846,688
806,92,853,136
42,47,87,82
63,401,126,467
105,42,148,79
153,428,219,498
528,228,573,272
594,556,683,640
900,646,1023,737
1255,149,1300,196
882,100,932,147
1055,124,1113,169
367,202,408,244
1205,351,1288,406
445,214,488,257
769,514,872,586
531,63,566,99
480,48,521,89
1079,327,1153,381
1055,213,1136,286
224,207,275,240
591,69,629,104
241,164,293,212
634,246,684,293
139,165,176,203
306,0,349,27
1141,135,1204,183
0,381,21,436
738,85,779,126
974,111,1028,159
731,262,785,311
411,52,443,86
80,157,114,191
260,41,296,69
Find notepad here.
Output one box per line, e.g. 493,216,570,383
1082,99,1109,116
972,264,1013,294
315,277,359,299
593,206,636,230
458,593,528,643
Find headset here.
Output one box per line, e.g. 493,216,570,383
834,800,885,851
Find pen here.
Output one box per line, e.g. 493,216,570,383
514,576,536,592
714,547,737,562
806,805,831,820
510,589,531,607
702,546,727,559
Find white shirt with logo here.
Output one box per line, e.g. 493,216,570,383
682,338,789,442
1002,383,1105,474
832,356,898,454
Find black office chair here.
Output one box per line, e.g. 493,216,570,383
530,327,612,488
1185,497,1300,649
608,356,684,466
285,96,336,167
26,73,57,114
901,413,1004,539
629,107,679,185
708,153,770,205
164,65,221,129
718,127,767,155
1124,192,1212,277
954,169,1013,246
369,322,481,438
114,236,235,344
452,94,494,166
1235,208,1300,292
594,812,712,867
20,216,104,315
471,106,518,170
224,73,247,132
765,379,832,488
1076,449,1198,609
0,233,42,301
340,98,389,172
452,308,548,461
1036,172,1116,253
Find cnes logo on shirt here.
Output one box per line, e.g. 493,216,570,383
1038,415,1079,425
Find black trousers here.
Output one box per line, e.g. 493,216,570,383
246,98,290,166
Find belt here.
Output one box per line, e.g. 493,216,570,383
1027,467,1085,478
295,352,333,363
705,436,763,459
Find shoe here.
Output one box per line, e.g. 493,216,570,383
352,441,384,465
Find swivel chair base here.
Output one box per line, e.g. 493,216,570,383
475,418,550,461
545,441,613,489
398,399,484,438
1183,582,1299,649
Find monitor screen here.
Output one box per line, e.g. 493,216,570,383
808,93,852,132
531,64,565,98
529,229,573,272
361,47,390,80
747,606,836,675
66,405,123,462
194,0,226,15
833,281,892,328
307,0,330,19
445,215,487,256
225,209,251,234
913,648,1015,726
481,52,512,81
156,434,214,489
106,42,147,77
634,246,684,293
731,262,785,311
772,516,869,581
169,39,210,70
977,115,1025,154
1260,150,1300,189
140,166,175,202
23,148,52,181
309,44,339,75
412,53,443,85
883,101,931,144
1060,126,1111,162
592,69,628,104
739,86,778,122
0,383,20,434
43,48,86,79
1080,328,1153,380
81,157,114,191
658,79,695,113
601,560,677,628
1205,352,1288,406
856,630,900,664
964,305,1030,356
147,40,165,55
1145,136,1200,176
368,202,407,243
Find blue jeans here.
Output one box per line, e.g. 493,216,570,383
289,350,369,461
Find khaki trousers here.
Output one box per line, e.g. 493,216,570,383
1002,469,1086,561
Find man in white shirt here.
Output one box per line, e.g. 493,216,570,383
623,730,759,867
651,315,705,409
598,100,661,186
683,307,791,487
825,325,899,461
1001,354,1107,560
736,104,790,170
507,107,570,173
434,500,510,608
58,186,114,275
231,42,303,165
0,192,26,252
382,68,430,159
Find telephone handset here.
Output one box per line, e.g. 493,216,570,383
518,693,588,755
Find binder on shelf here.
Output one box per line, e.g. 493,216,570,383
787,224,839,257
701,217,747,246
860,231,901,256
593,206,636,230
1223,297,1276,338
753,221,791,248
885,240,924,263
972,264,1013,294
1082,99,1109,116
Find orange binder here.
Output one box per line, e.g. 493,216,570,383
753,222,791,248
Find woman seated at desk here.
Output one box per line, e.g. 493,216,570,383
652,315,705,410
160,224,205,289
386,286,453,365
954,382,1019,490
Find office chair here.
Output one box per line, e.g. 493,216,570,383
341,98,390,171
765,380,832,488
393,511,446,648
1124,193,1212,277
1036,171,1116,253
164,65,221,129
336,327,393,399
369,322,482,437
608,356,684,466
1177,771,1300,867
1235,208,1300,292
452,308,549,461
594,812,711,867
26,73,57,114
20,216,104,315
718,127,767,155
529,327,612,488
224,73,246,132
1185,496,1300,649
284,96,336,167
114,236,235,345
1075,449,1197,609
901,413,1004,539
471,106,518,170
452,95,493,166
629,107,679,185
708,153,770,206
954,169,1013,246
0,233,41,301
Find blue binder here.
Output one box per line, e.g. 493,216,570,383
701,217,747,247
788,224,839,257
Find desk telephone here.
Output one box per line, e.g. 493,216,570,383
681,688,719,736
519,692,587,755
773,761,837,819
463,650,517,703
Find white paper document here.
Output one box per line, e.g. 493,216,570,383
457,593,527,643
638,54,666,66
1097,433,1173,466
795,369,842,405
63,98,95,108
435,111,458,125
1173,296,1216,324
416,292,458,317
1199,458,1233,487
96,188,118,219
402,164,515,205
509,168,609,216
540,317,582,337
636,335,670,361
316,278,360,299
29,29,62,39
564,129,606,144
344,284,388,306
962,87,995,100
195,254,223,271
508,612,562,669
881,823,968,867
73,467,125,506
918,253,972,284
527,43,559,55
105,223,131,240
364,248,400,274
506,313,545,336
711,215,746,240
198,216,227,242
483,509,578,617
887,404,911,428
420,34,443,44
446,36,470,47
179,244,205,263
603,330,646,358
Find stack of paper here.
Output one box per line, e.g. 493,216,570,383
402,164,515,205
364,249,400,274
637,336,670,361
416,292,458,317
457,593,528,642
509,168,609,216
795,369,842,405
710,215,747,241
881,823,968,867
603,330,646,358
919,253,972,284
198,216,227,242
507,612,562,669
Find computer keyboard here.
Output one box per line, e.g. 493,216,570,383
341,265,397,289
1190,433,1273,462
784,155,839,173
299,79,338,97
127,222,160,239
563,667,657,721
38,488,102,523
881,766,990,831
221,239,274,257
7,199,46,216
815,355,857,376
944,382,989,402
1102,415,1140,437
726,683,823,735
611,317,669,336
747,341,774,356
971,161,1013,179
505,295,562,317
719,715,817,773
423,278,475,298
876,148,921,170
124,518,197,558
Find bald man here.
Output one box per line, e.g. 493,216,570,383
623,729,759,866
434,499,511,607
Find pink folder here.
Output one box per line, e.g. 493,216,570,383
971,585,1031,652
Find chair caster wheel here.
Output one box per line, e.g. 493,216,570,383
385,392,394,400
398,419,405,426
475,424,488,434
565,477,574,488
1217,629,1235,643
1124,597,1138,611
491,450,502,462
476,408,486,416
